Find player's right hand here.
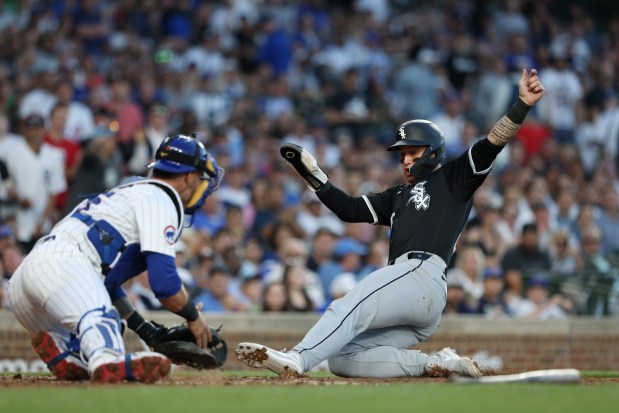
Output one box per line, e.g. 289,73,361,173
187,311,212,349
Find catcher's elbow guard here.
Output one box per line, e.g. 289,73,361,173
280,143,328,192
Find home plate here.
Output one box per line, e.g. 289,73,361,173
449,369,581,384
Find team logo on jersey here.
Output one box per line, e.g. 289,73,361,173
407,181,430,210
164,225,176,245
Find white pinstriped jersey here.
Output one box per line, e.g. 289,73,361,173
52,178,184,270
7,179,184,340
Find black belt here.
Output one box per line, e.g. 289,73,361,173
388,251,432,265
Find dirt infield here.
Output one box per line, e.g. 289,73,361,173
1,372,618,387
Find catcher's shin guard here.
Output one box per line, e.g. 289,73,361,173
280,143,328,192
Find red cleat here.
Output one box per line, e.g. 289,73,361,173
31,332,89,381
91,352,171,384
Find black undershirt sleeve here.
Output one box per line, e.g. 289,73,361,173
316,182,375,223
444,137,504,201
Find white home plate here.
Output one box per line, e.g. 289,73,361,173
449,368,581,384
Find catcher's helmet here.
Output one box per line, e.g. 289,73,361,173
386,120,445,178
148,135,224,214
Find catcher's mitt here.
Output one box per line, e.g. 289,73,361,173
144,323,228,370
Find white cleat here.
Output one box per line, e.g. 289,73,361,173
236,342,304,377
425,347,482,378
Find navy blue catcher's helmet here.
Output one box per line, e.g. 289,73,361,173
148,135,224,214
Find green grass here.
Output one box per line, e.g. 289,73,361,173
1,372,618,413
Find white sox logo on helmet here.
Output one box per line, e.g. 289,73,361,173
398,126,406,140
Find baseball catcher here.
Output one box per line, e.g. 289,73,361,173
126,310,228,369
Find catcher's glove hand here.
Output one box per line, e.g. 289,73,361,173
137,322,228,370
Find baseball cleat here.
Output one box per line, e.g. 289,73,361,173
91,351,171,383
32,332,89,381
425,347,482,378
236,342,304,377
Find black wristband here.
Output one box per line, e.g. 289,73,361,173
126,311,147,331
176,300,199,322
505,99,531,124
127,311,159,346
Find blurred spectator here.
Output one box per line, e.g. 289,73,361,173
430,92,467,158
317,237,367,302
475,267,512,318
391,44,442,121
443,271,476,315
548,228,582,275
216,166,251,209
281,263,315,312
263,236,325,310
501,223,552,296
509,274,568,320
144,104,171,151
358,238,389,280
296,190,345,239
328,272,357,301
306,227,338,273
64,125,121,213
595,188,619,255
578,224,616,316
191,193,227,237
261,281,288,312
324,68,371,143
256,15,292,76
447,244,486,309
52,78,96,142
73,0,111,57
239,271,262,313
193,266,249,313
43,103,83,212
1,114,66,252
1,242,24,310
537,50,583,145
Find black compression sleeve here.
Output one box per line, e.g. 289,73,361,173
316,182,375,223
470,137,504,172
506,99,531,124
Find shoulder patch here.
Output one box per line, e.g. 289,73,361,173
164,225,176,245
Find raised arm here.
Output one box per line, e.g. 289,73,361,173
487,68,545,147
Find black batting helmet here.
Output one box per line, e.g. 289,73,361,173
386,120,446,178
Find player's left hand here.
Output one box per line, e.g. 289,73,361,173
519,68,544,106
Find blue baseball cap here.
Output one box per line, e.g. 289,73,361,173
0,224,13,239
333,238,368,258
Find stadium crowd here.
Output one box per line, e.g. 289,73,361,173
1,0,619,318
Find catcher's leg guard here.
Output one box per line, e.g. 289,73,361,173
77,306,125,367
78,306,171,383
31,331,89,381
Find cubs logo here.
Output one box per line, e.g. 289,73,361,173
407,181,430,210
164,225,176,245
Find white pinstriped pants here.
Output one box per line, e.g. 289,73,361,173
7,237,113,341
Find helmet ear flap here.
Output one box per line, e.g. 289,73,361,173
408,146,444,178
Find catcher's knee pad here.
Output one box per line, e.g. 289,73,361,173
77,306,125,362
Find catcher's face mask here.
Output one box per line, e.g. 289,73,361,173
186,154,224,214
148,135,225,215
